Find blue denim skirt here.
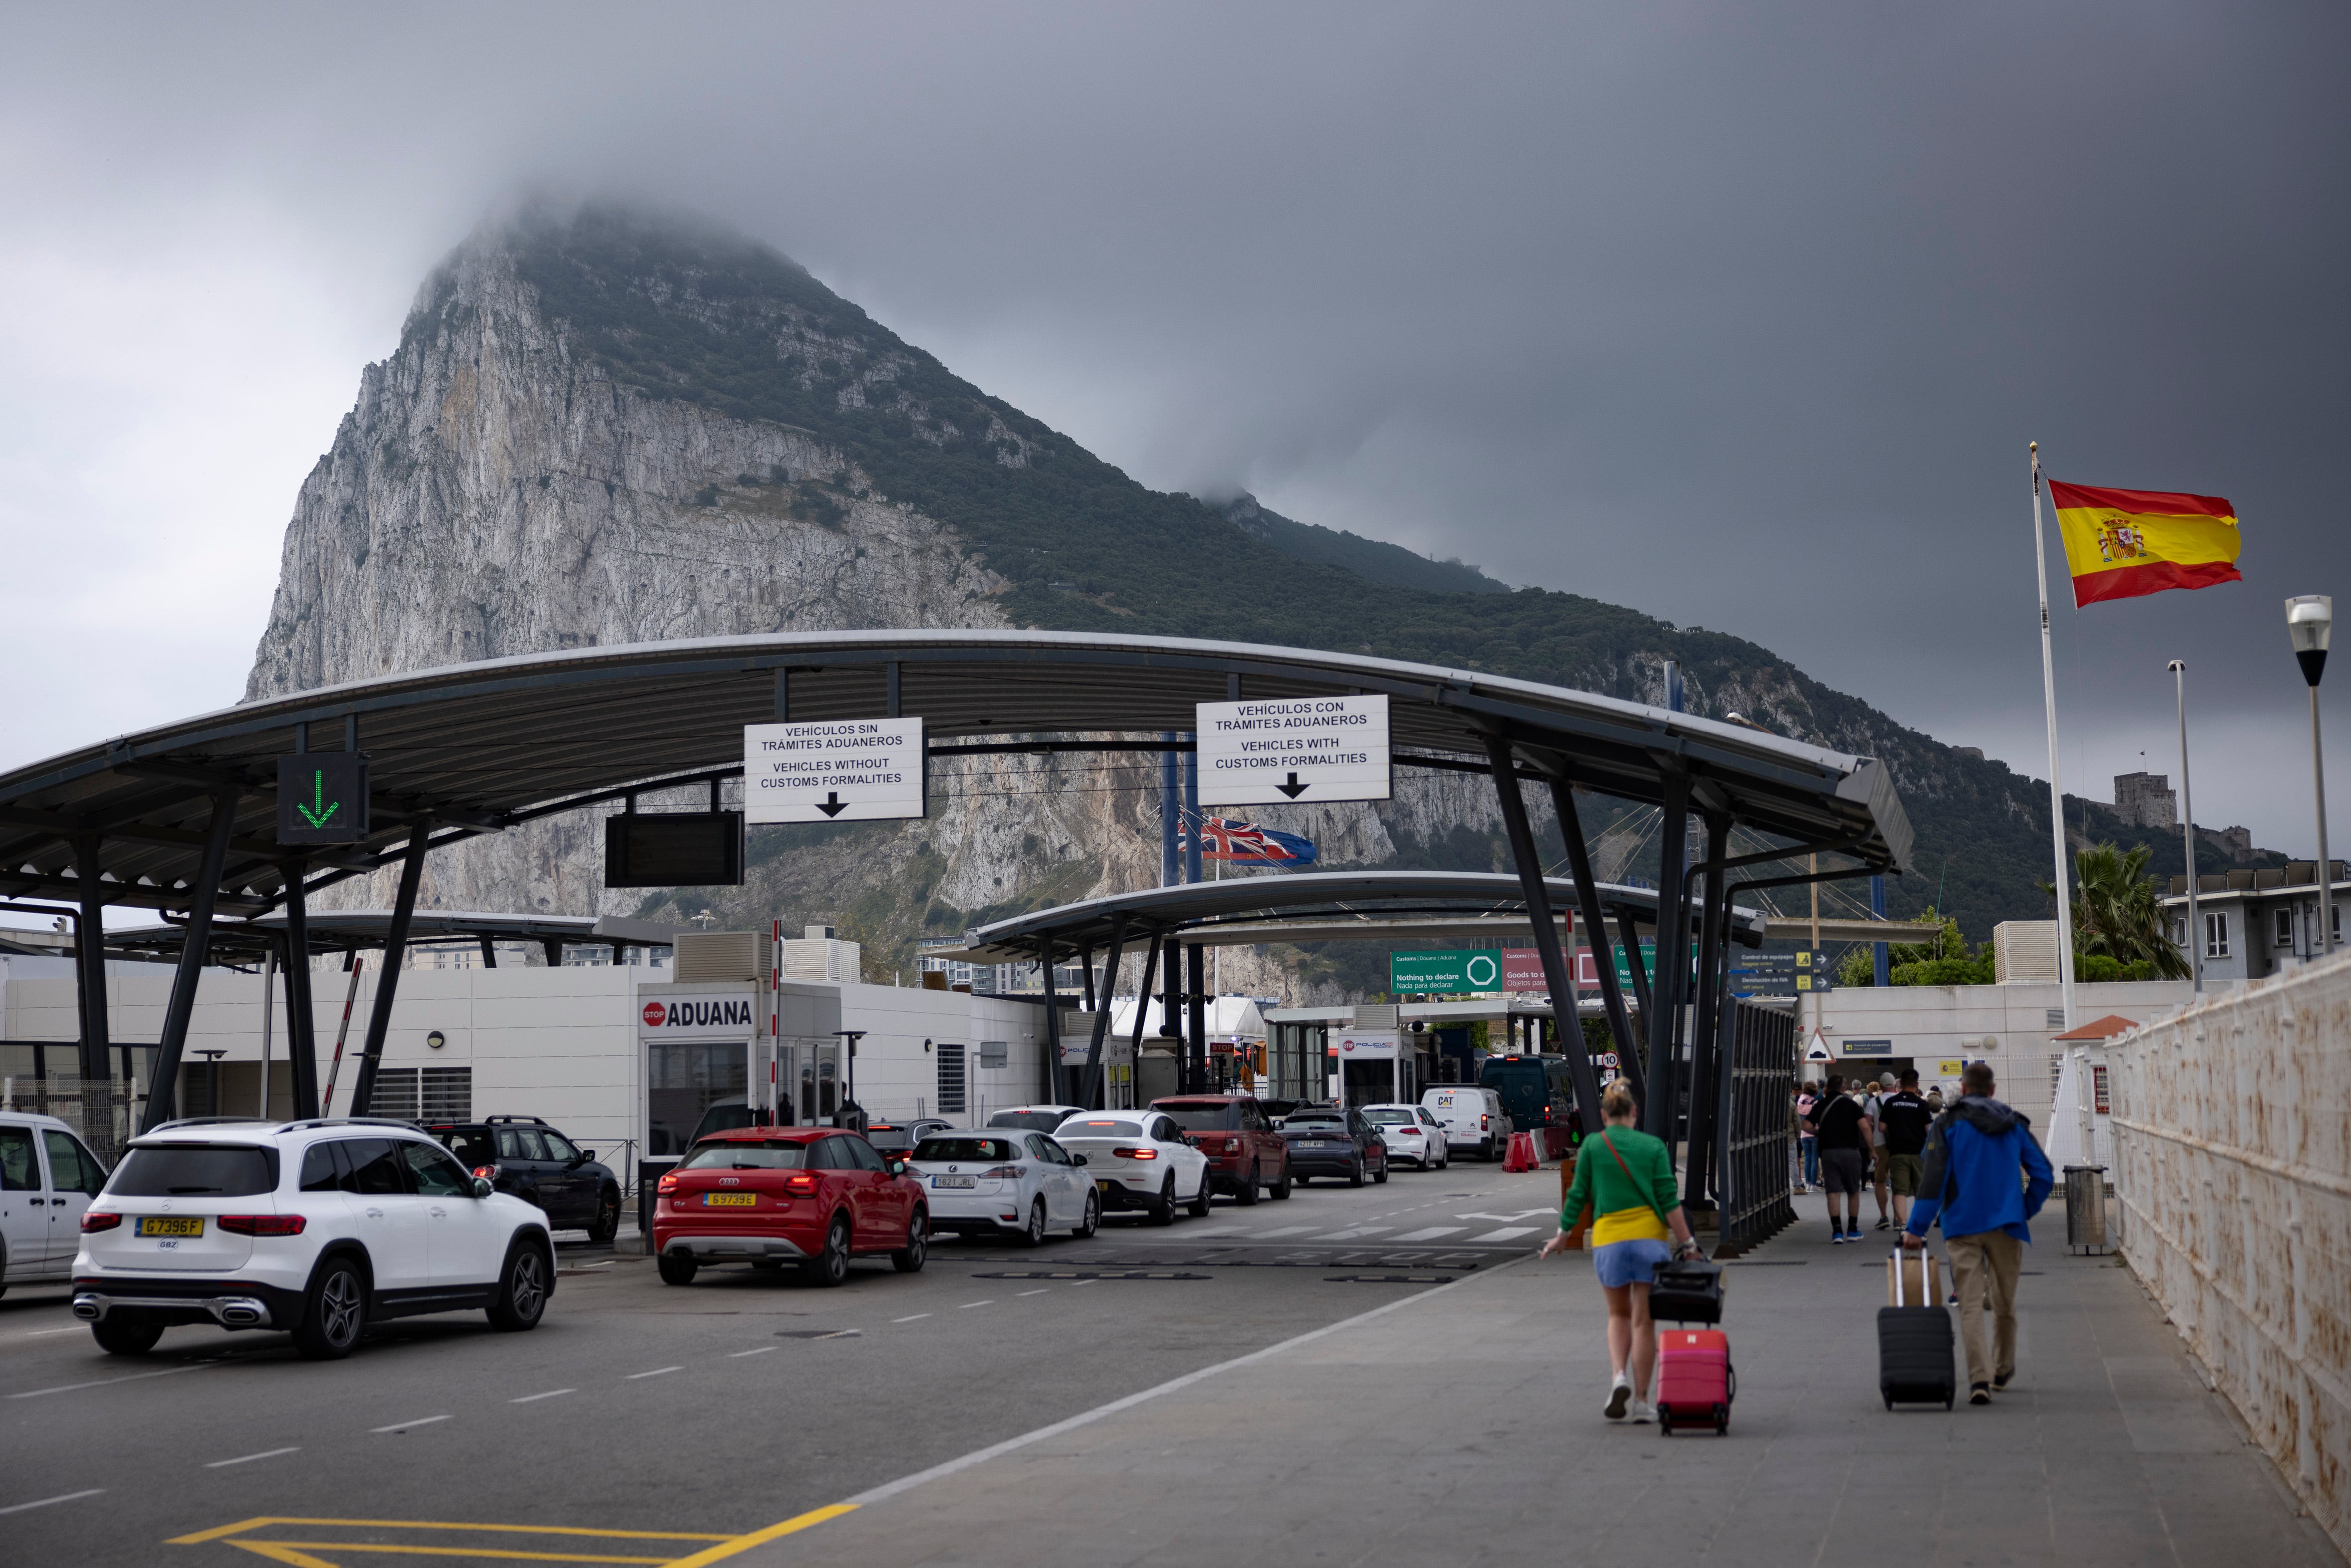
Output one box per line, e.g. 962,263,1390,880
1593,1236,1673,1289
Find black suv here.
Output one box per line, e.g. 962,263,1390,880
424,1115,622,1242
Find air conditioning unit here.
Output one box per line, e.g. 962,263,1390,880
672,930,773,984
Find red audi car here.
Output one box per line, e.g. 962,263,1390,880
653,1127,928,1288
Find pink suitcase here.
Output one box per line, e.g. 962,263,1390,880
1656,1328,1733,1435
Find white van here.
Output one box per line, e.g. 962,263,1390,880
0,1111,109,1295
1420,1087,1510,1161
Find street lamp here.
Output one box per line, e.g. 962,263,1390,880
2286,595,2333,960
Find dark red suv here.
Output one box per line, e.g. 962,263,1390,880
653,1128,927,1287
1149,1096,1292,1205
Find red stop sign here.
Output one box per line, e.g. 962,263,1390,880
642,1002,666,1029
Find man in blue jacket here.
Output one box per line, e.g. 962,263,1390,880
1903,1062,2053,1405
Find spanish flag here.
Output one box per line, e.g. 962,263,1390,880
2048,480,2242,607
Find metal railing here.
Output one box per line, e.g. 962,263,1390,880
1716,998,1797,1255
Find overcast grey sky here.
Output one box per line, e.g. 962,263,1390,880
1,3,2342,852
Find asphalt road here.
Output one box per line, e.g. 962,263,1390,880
0,1153,1556,1567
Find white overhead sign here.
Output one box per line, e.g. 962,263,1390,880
1195,694,1390,806
1335,1030,1399,1060
743,718,927,823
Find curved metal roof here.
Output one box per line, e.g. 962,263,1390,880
945,870,1769,961
0,629,1911,915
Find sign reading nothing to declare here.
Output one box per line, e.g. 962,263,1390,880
1195,694,1389,807
743,718,926,824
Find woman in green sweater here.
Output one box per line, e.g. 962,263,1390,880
1542,1079,1700,1422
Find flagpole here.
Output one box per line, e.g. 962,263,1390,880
2170,659,2201,992
2031,441,2078,1027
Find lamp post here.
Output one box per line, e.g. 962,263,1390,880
2168,661,2201,991
2287,596,2333,961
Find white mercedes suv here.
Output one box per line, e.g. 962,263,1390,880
72,1117,554,1359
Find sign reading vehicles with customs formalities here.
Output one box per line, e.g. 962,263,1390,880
742,717,927,823
1195,694,1389,806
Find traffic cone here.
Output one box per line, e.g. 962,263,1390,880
1502,1131,1538,1172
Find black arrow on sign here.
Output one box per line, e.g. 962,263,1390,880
1276,773,1309,799
815,792,848,818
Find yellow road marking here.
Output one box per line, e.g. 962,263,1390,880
657,1506,860,1567
170,1519,729,1546
227,1545,343,1568
233,1544,671,1564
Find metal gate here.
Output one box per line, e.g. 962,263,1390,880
1716,999,1796,1255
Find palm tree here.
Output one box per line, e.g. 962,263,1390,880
2052,842,2190,980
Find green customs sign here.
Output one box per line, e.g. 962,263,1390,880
275,753,370,845
1388,949,1503,992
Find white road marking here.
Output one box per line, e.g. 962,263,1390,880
891,1313,933,1323
729,1346,779,1357
0,1488,104,1515
510,1389,574,1403
17,1327,82,1338
370,1415,450,1433
1458,1209,1552,1222
1176,1226,1243,1237
625,1366,682,1380
1070,1279,1100,1287
1249,1225,1317,1238
958,1300,994,1309
1311,1227,1391,1241
6,1362,214,1399
205,1447,299,1468
1470,1226,1538,1242
1017,1289,1050,1297
1391,1226,1466,1242
843,1254,1532,1509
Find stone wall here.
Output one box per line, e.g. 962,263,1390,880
2105,949,2351,1554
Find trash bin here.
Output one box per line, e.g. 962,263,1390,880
2063,1165,2108,1254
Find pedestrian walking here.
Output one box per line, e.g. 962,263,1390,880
1795,1082,1821,1192
1542,1079,1702,1424
1804,1074,1874,1243
1865,1073,1895,1229
1904,1062,2053,1405
1876,1068,1932,1229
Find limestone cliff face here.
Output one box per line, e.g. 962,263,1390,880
240,219,1507,993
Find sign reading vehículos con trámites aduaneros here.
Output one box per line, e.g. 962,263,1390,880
638,992,759,1040
1194,694,1389,806
742,718,926,824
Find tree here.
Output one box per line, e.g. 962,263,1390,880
2046,842,2191,981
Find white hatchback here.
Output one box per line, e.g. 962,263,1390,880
1361,1104,1449,1170
72,1116,554,1360
1052,1111,1213,1225
908,1129,1099,1244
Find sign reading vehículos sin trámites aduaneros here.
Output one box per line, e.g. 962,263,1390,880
639,992,759,1040
1194,694,1389,806
742,718,926,824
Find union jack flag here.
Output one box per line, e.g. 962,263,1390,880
1179,817,1318,865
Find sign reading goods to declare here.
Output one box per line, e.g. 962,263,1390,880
742,718,926,824
1194,694,1390,807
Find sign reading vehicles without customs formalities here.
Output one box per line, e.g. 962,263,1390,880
1195,694,1389,806
742,718,926,824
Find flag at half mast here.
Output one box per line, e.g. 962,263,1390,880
2048,480,2241,607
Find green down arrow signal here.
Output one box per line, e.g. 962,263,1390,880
296,769,340,829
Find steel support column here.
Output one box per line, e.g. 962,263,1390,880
1548,781,1642,1105
1187,943,1207,1093
350,820,431,1116
1160,934,1181,1090
1041,939,1063,1103
1616,906,1654,1036
1683,816,1728,1207
72,833,111,1085
1642,771,1691,1141
1078,917,1129,1109
1482,735,1602,1138
142,788,240,1133
281,859,321,1119
1106,931,1159,1111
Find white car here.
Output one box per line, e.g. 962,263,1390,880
986,1105,1089,1134
0,1111,109,1296
1362,1104,1449,1169
1421,1086,1511,1160
909,1129,1099,1243
1052,1111,1213,1225
71,1116,554,1360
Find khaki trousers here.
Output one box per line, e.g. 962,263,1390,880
1945,1230,2022,1388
